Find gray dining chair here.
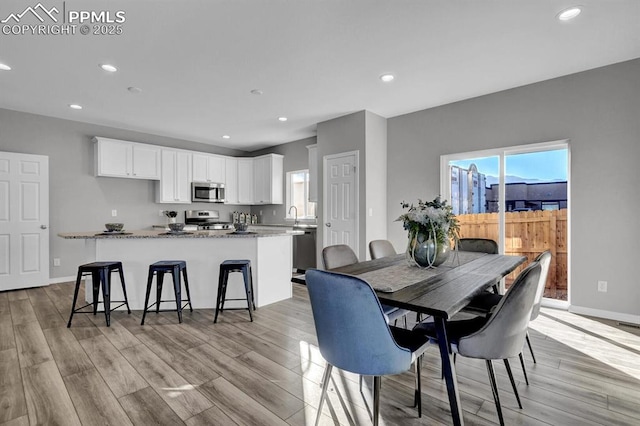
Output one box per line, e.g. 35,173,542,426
414,261,542,426
322,244,408,326
465,250,552,380
368,239,396,259
305,269,430,425
368,240,414,323
457,238,500,293
457,237,499,254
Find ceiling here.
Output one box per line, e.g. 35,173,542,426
1,1,639,151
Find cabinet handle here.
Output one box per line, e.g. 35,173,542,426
40,225,48,229
325,223,331,227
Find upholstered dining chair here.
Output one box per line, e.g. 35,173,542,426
457,237,499,254
368,239,396,259
305,269,429,425
368,240,414,323
464,250,552,381
322,244,408,326
414,261,542,426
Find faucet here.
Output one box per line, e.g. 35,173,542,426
288,205,298,225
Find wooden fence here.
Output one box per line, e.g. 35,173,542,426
456,209,568,300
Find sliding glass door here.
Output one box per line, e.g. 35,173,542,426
441,141,569,302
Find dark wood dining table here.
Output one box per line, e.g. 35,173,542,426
330,251,526,426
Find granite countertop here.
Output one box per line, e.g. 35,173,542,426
58,229,302,239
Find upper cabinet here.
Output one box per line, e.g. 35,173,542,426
253,154,284,205
157,149,192,204
307,144,318,202
192,153,226,183
237,158,255,204
94,137,160,180
224,157,239,204
93,137,284,206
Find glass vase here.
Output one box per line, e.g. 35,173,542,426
407,231,450,268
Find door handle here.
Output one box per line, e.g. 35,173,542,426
325,223,331,227
40,225,48,229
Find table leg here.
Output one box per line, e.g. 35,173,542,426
434,317,464,426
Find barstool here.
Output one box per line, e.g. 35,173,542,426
67,261,131,327
141,260,193,325
214,259,255,323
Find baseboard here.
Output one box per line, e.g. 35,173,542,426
49,276,75,284
541,298,569,310
569,305,640,325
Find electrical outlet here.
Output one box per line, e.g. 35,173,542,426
159,210,165,217
597,280,608,292
273,210,276,216
111,209,117,217
259,210,263,216
53,258,61,267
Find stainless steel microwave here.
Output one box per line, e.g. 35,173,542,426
191,182,225,203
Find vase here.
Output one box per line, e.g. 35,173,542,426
168,217,177,224
407,232,451,268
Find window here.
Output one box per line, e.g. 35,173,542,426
286,169,316,219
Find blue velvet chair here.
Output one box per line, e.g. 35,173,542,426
414,261,542,426
305,269,429,426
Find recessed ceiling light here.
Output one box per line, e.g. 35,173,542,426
380,73,395,82
222,135,231,139
69,104,83,110
0,63,11,71
557,6,582,21
250,89,264,95
127,86,142,94
278,117,288,122
100,64,118,72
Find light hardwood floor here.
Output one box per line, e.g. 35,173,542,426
1,281,639,425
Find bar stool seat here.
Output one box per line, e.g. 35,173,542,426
214,259,255,323
141,260,193,325
67,261,131,327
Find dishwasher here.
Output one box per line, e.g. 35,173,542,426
292,225,317,272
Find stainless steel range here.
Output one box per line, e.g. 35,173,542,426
185,210,234,230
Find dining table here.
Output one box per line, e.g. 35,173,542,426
330,250,526,426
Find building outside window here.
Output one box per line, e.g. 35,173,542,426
286,169,316,220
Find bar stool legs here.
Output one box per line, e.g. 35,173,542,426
141,261,193,325
67,261,131,327
214,260,255,323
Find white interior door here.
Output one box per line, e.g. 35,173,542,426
323,151,359,256
0,151,49,291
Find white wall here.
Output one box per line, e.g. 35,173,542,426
387,58,640,320
364,111,388,259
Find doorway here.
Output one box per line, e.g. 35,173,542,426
0,151,50,291
441,141,569,303
322,151,359,257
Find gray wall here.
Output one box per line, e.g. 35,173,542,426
250,136,317,224
387,58,640,318
317,111,367,259
0,108,249,279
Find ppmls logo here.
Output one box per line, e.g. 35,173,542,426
2,2,126,36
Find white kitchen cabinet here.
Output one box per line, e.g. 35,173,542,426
237,158,254,204
253,154,283,205
157,149,192,203
192,153,226,183
224,157,239,204
307,144,318,202
94,137,160,180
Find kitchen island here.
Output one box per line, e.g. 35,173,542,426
58,229,297,310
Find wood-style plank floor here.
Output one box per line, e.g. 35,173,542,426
1,281,639,425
